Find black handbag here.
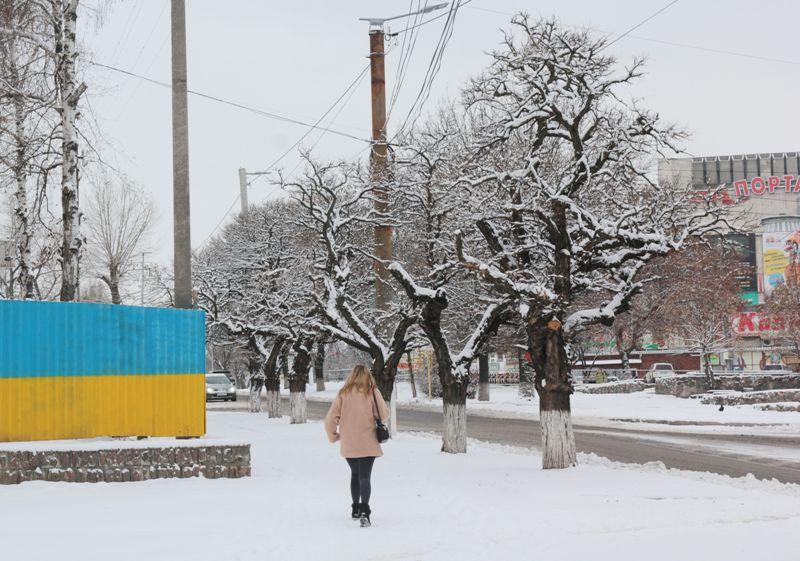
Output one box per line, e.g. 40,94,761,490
372,389,390,443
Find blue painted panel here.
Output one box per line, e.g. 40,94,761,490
0,301,205,378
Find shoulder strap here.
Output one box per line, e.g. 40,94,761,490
371,387,380,421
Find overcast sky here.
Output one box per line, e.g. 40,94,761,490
76,0,800,264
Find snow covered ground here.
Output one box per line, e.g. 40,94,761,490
305,382,800,431
3,412,799,561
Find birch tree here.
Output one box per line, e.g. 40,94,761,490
0,0,59,299
51,0,84,301
457,17,730,468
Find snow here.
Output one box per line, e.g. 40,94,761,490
306,382,800,433
2,412,799,561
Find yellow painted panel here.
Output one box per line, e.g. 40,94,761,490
0,374,206,442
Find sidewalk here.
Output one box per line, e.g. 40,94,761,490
3,412,799,561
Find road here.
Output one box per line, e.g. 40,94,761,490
208,396,800,484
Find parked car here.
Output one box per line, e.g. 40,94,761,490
645,363,675,383
205,372,237,402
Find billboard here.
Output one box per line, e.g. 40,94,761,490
725,233,757,292
762,230,800,293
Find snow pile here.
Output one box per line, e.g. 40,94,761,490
2,412,799,561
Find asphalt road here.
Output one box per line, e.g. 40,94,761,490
208,396,800,484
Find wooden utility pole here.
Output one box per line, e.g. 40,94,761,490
368,28,392,312
171,0,192,309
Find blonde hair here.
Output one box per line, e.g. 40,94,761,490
339,364,377,396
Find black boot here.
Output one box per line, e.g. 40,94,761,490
351,503,359,520
359,503,371,527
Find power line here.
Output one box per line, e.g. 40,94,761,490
600,0,680,52
88,60,371,143
392,0,467,140
465,4,800,68
387,1,426,123
391,0,471,35
127,0,169,72
248,62,371,185
198,62,374,247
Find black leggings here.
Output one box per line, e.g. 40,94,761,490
346,457,376,505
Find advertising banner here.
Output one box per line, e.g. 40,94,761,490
725,233,757,292
762,230,800,293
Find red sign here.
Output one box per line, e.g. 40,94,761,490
733,175,800,198
733,312,799,336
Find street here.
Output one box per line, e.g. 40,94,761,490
208,396,800,484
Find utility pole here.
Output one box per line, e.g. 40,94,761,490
140,252,148,306
368,26,391,312
359,3,447,314
171,0,192,309
238,167,249,216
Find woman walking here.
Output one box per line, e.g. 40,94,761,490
324,364,389,527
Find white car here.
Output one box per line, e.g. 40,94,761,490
205,372,237,402
645,363,675,383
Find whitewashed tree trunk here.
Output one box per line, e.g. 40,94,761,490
248,386,262,413
289,391,307,424
540,408,576,469
56,0,84,302
442,402,467,453
265,389,281,418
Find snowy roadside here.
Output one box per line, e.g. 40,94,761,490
291,382,800,435
2,412,798,561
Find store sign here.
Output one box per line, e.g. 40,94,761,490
733,175,800,198
762,230,800,294
733,312,799,336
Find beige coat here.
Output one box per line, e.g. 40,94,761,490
325,387,390,458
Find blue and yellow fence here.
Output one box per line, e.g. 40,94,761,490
0,301,206,442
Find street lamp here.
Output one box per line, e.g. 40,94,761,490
358,2,448,30
356,2,449,314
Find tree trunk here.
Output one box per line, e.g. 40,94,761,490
281,350,289,390
289,379,307,424
288,338,312,424
313,340,326,392
57,1,84,302
248,378,263,413
101,264,122,304
531,320,576,469
478,352,490,401
265,386,281,418
406,351,418,399
441,375,468,453
703,351,715,387
518,347,535,398
263,338,285,419
619,349,632,379
11,83,34,300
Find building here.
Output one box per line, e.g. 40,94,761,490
658,151,800,371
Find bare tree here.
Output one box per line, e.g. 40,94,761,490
457,17,730,468
84,178,154,304
664,244,744,383
765,281,800,360
0,0,60,299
